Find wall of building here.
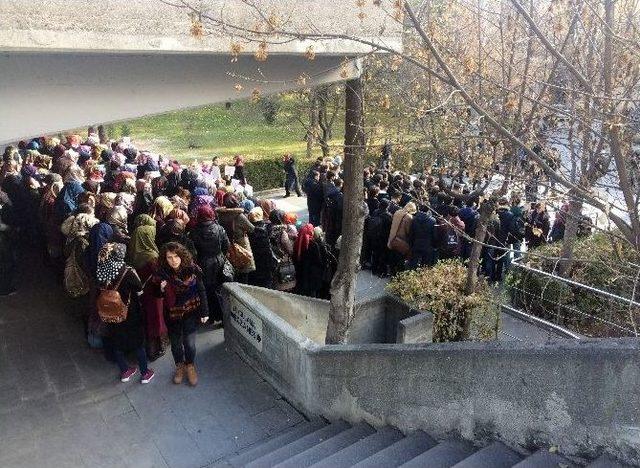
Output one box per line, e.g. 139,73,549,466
222,283,640,465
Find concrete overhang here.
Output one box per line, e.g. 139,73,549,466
0,0,402,144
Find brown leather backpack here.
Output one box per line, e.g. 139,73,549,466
97,268,130,324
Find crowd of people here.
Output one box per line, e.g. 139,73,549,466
0,131,337,386
302,146,590,284
0,130,587,385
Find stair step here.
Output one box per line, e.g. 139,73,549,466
586,454,632,468
228,420,327,467
452,441,524,468
274,423,375,468
513,448,577,467
352,430,437,468
400,440,476,468
245,420,350,468
309,426,404,468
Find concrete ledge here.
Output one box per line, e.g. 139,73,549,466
397,313,433,343
222,283,640,465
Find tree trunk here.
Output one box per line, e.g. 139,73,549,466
317,86,332,158
462,197,495,339
558,197,583,276
306,92,318,159
326,77,365,344
98,124,108,144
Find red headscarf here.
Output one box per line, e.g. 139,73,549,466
197,205,216,223
294,223,314,261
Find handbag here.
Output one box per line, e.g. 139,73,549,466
389,213,411,257
216,229,235,282
227,217,253,270
228,242,253,270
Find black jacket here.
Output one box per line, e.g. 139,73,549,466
409,211,436,252
190,221,230,287
496,207,515,245
248,222,275,287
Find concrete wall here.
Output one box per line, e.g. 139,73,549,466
222,283,640,465
0,52,360,144
240,285,417,345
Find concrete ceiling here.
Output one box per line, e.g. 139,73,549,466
0,0,401,144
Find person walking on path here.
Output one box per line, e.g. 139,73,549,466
283,154,302,198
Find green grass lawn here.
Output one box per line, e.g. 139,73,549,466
112,99,343,161
100,98,344,190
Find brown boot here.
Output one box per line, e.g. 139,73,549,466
173,363,185,384
185,364,198,387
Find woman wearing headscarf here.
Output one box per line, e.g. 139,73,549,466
189,205,230,323
216,193,255,283
268,209,296,292
129,214,166,360
258,199,276,221
55,165,86,220
106,205,130,243
40,174,65,262
151,195,185,229
97,243,154,384
132,179,154,220
297,227,337,298
153,242,209,386
60,203,99,297
247,208,275,289
156,218,195,254
85,222,114,347
187,187,216,230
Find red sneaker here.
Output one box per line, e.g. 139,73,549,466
140,369,155,384
120,367,138,382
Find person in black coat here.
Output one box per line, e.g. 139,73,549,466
283,154,302,197
525,202,551,249
493,198,515,282
304,170,323,227
323,179,344,248
189,206,229,323
368,200,394,276
408,204,436,269
297,228,337,299
96,243,154,384
247,208,275,288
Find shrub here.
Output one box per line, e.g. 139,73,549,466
505,232,640,337
243,157,313,192
387,260,499,342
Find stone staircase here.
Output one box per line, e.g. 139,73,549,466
226,419,628,468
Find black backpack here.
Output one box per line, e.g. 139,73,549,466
442,225,461,257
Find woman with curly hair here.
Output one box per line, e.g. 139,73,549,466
154,242,209,386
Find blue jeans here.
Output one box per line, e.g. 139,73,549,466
114,347,148,374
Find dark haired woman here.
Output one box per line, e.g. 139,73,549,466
155,242,209,386
97,243,154,384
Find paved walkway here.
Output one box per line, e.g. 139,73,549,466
0,249,305,468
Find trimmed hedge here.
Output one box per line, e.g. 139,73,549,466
243,157,314,192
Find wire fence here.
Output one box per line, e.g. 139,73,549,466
504,258,640,338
